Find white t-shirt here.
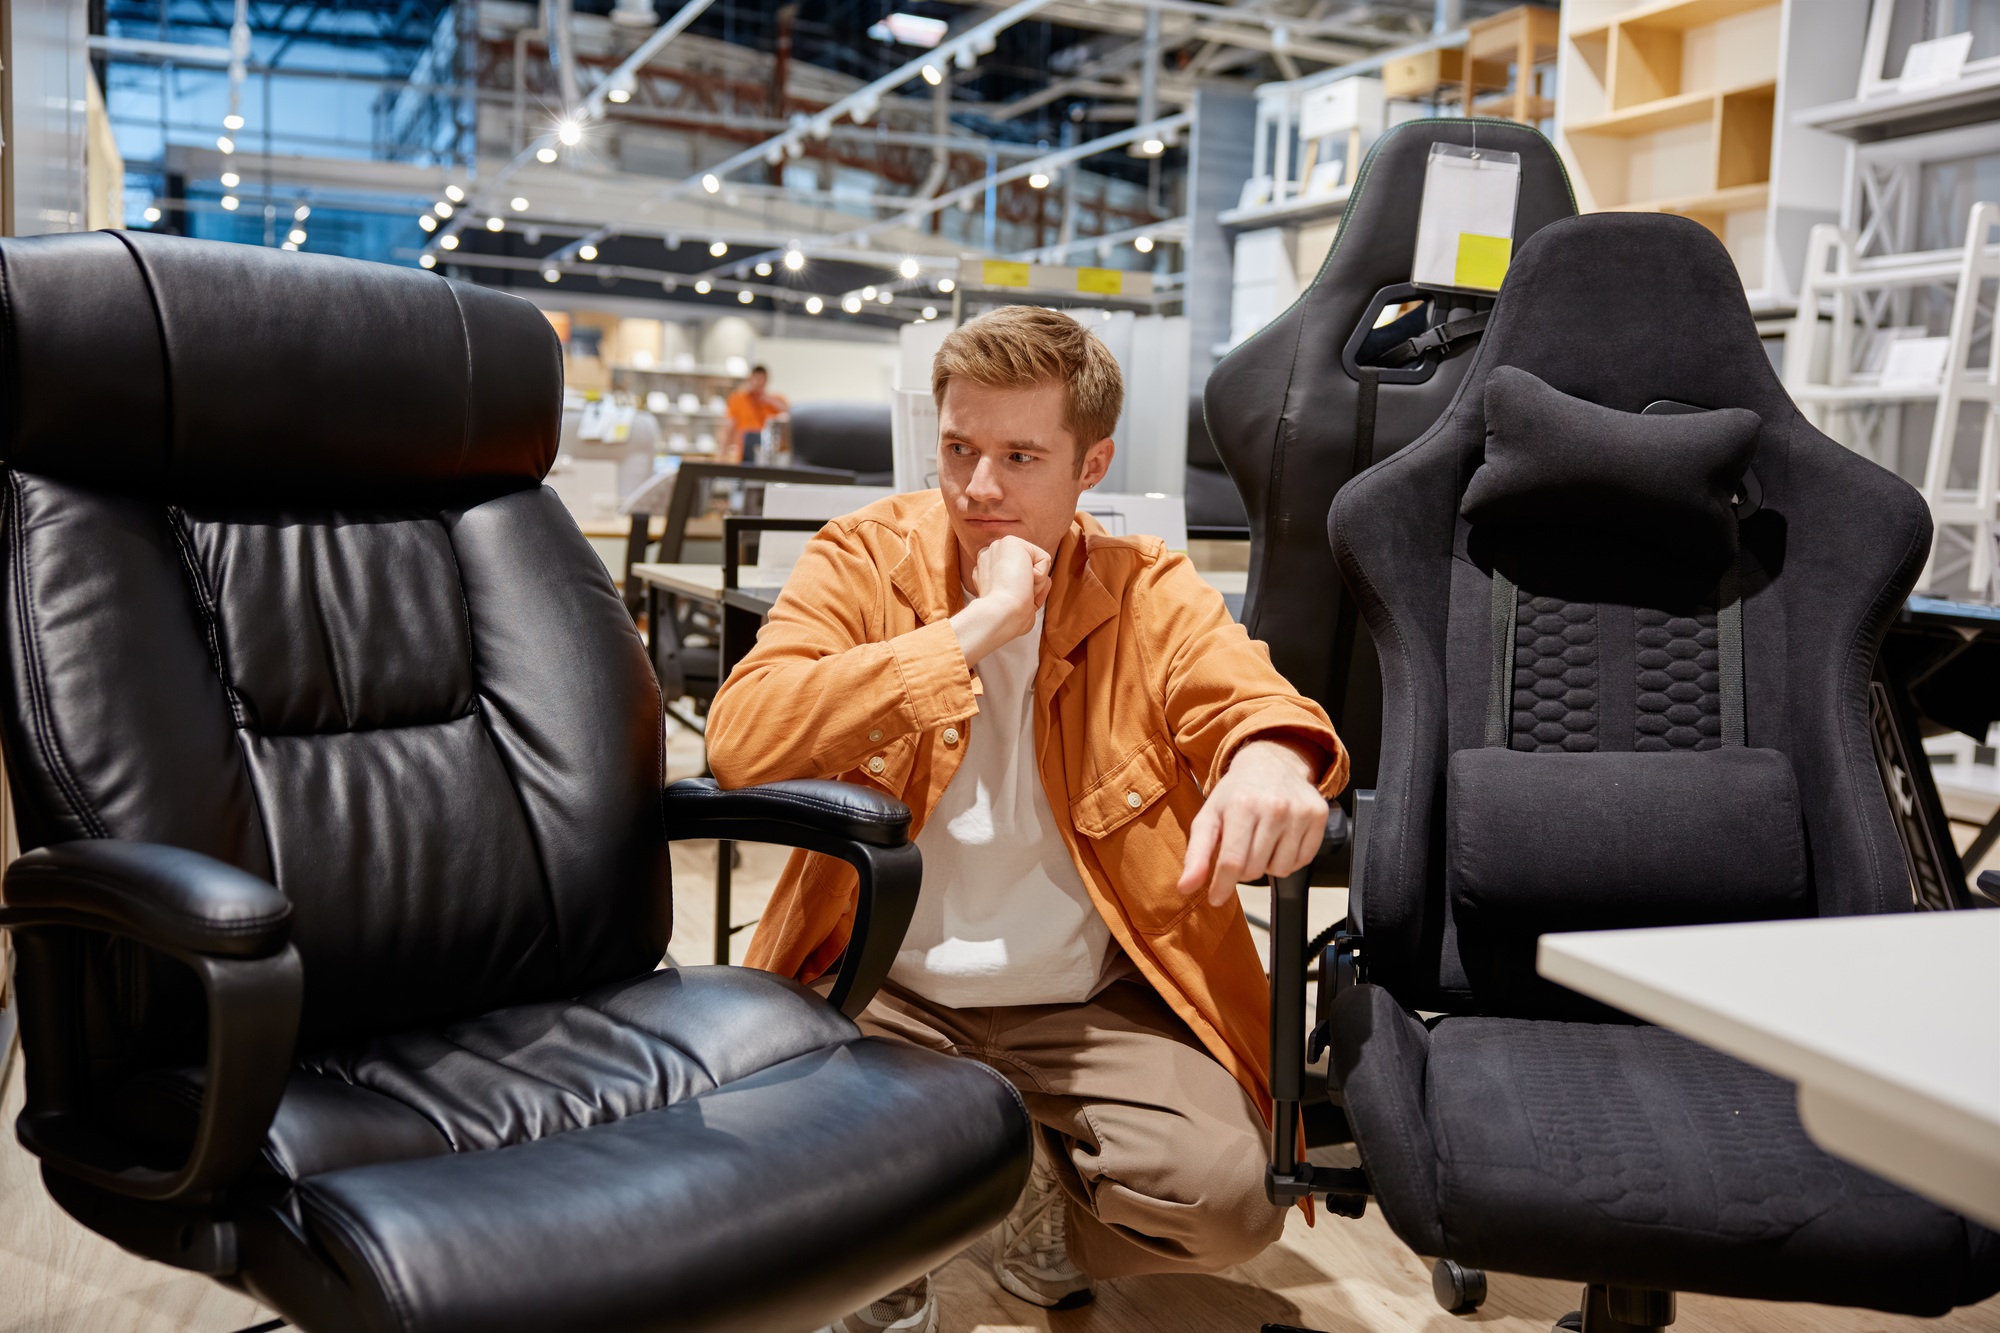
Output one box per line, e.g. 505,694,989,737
889,608,1116,1008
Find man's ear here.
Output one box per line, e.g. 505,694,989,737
1077,436,1116,489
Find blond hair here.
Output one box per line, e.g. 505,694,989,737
931,306,1124,463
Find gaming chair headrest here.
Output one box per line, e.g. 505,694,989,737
1464,366,1760,575
0,230,560,505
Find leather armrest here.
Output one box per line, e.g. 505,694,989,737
3,840,292,958
665,778,918,1018
1,840,301,1207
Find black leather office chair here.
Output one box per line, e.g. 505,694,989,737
0,232,1031,1333
1205,118,1576,791
789,402,894,485
1321,213,2000,1328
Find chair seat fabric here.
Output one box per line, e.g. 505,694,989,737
1333,983,2000,1316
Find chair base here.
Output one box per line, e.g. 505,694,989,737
1433,1258,1487,1314
1556,1284,1677,1333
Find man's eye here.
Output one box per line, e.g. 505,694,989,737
948,443,972,456
1009,452,1035,464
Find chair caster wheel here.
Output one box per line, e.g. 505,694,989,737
1554,1313,1584,1332
1433,1258,1487,1314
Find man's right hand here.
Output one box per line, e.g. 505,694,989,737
950,535,1052,667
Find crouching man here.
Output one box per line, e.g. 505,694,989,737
706,305,1348,1332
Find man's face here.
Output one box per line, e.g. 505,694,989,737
748,370,768,394
937,378,1114,570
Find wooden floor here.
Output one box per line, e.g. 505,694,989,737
1,726,1994,1332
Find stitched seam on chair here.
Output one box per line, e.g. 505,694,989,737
164,507,250,731
298,1193,418,1333
440,278,475,476
108,230,176,478
6,474,108,839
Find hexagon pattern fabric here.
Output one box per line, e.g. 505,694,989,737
1509,594,1721,752
1634,607,1722,751
1511,596,1599,752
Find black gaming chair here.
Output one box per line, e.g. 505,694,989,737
1205,118,1576,791
1322,213,2000,1327
0,232,1030,1333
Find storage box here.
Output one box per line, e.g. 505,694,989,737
1383,47,1464,99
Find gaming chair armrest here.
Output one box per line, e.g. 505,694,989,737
0,840,302,1206
664,778,919,1018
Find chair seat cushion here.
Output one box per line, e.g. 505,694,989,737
1332,984,2000,1315
250,1035,1029,1333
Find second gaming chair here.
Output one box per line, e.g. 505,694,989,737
1324,212,2000,1327
1205,118,1576,790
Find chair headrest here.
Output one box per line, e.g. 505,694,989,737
1464,366,1759,574
0,231,559,504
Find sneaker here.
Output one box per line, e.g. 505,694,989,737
813,1273,937,1333
992,1152,1095,1309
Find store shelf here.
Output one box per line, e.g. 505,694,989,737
1567,80,1774,137
1570,0,1775,42
1794,67,2000,143
1217,184,1352,230
1615,181,1770,217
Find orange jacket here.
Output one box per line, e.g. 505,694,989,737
706,490,1348,1122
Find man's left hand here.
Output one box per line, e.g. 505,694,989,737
1176,740,1330,907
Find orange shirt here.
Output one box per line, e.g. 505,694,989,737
726,388,783,433
706,491,1349,1126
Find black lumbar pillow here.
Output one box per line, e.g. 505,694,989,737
1462,365,1759,574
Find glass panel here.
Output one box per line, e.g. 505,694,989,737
1883,0,2000,80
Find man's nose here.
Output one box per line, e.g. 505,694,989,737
966,455,1005,501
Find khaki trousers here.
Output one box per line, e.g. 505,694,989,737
853,973,1287,1279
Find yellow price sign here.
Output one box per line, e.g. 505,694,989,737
1452,233,1512,291
1075,267,1124,295
981,260,1033,288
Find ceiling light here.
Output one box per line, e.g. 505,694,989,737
280,241,297,251
439,233,460,250
287,228,307,244
869,12,947,46
221,171,239,187
217,136,235,154
294,204,311,221
221,195,240,211
937,277,955,293
805,295,823,313
701,173,720,194
143,205,162,223
419,214,438,232
755,261,772,276
1028,172,1050,189
923,305,938,319
543,267,560,282
738,290,754,304
899,257,920,279
695,279,712,294
1141,137,1164,155
1134,234,1154,253
421,254,437,269
709,240,728,257
434,201,454,217
921,63,942,86
877,290,893,304
784,248,805,271
445,184,465,202
578,243,598,261
537,146,559,163
861,285,877,299
842,294,862,313
557,118,583,146
661,276,678,292
223,112,244,131
486,216,505,231
511,196,529,210
607,86,631,103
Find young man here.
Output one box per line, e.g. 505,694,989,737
723,363,788,462
706,306,1347,1333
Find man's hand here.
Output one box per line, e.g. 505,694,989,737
950,535,1052,667
1176,739,1330,907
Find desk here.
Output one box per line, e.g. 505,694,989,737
1538,913,2000,1230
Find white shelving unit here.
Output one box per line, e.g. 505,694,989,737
1554,0,1868,312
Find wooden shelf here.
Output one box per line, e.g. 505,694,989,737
1616,182,1770,217
1567,86,1725,136
1571,0,1777,42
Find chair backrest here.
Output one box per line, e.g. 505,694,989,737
0,232,670,1045
789,401,893,481
1331,213,1931,1018
1205,118,1576,789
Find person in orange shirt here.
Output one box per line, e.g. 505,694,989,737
723,363,788,462
707,306,1347,1333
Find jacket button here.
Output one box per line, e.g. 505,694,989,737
942,727,960,745
868,756,886,774
869,728,883,742
1126,790,1143,809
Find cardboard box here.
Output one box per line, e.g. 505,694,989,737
1383,47,1463,99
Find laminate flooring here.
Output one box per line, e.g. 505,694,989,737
0,726,1993,1332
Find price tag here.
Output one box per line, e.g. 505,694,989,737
1410,142,1522,295
1900,31,1973,92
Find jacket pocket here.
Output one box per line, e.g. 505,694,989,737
1072,734,1179,839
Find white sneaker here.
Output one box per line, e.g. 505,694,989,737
992,1152,1095,1309
813,1273,937,1333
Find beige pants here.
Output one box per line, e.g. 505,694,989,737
852,973,1287,1279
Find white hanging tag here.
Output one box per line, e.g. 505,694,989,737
1410,142,1522,295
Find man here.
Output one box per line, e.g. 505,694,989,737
723,362,788,462
707,306,1346,1333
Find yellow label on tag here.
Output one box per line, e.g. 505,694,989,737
1453,233,1512,290
1075,266,1123,295
982,260,1032,288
